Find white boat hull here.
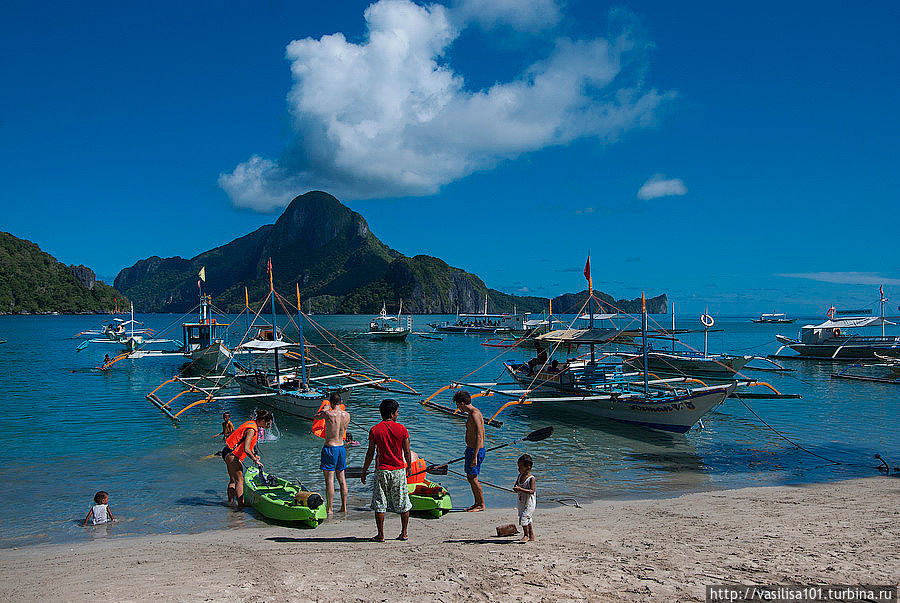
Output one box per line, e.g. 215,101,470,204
188,342,232,374
516,387,728,433
624,352,751,379
234,375,326,420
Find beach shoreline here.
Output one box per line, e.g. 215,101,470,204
2,476,898,601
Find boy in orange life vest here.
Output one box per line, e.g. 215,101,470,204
314,392,351,516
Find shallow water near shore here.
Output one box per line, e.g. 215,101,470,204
0,313,897,548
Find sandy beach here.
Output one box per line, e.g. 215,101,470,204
2,477,898,602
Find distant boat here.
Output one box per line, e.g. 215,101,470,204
429,297,541,334
367,301,412,341
774,289,898,359
751,313,795,324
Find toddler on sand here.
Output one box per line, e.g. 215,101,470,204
512,454,536,543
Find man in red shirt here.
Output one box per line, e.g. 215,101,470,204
361,398,413,542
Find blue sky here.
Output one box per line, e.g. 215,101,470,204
1,0,898,315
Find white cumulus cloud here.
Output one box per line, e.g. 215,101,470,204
452,0,562,31
220,0,674,211
777,272,900,286
636,174,687,200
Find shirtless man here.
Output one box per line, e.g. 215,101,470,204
314,392,351,515
453,390,486,511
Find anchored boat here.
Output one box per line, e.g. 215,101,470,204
774,291,898,360
367,302,412,341
752,313,795,324
147,261,419,421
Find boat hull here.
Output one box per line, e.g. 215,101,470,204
776,336,900,359
235,375,327,420
624,352,751,379
188,342,232,374
503,362,728,433
530,388,729,433
371,330,410,341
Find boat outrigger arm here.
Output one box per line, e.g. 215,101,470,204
147,367,419,422
419,376,797,429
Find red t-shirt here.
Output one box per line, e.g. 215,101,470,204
369,420,409,470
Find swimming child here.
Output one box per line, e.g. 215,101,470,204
83,491,114,526
512,454,536,543
213,412,235,441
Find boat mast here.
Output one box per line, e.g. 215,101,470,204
586,254,594,364
671,302,676,353
295,283,308,388
268,259,281,390
642,292,649,394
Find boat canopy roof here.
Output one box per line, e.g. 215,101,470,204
578,313,630,321
761,313,786,317
534,327,627,344
807,316,896,329
236,339,296,350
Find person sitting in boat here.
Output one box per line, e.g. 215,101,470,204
526,344,549,375
221,409,273,507
548,359,561,373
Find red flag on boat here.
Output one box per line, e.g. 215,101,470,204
584,255,592,292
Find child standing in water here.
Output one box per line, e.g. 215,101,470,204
213,412,235,441
513,454,536,543
83,491,114,526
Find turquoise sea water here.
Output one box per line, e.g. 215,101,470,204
0,313,897,548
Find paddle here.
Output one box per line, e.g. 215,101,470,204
345,426,553,479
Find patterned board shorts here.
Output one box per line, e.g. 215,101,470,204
371,468,412,514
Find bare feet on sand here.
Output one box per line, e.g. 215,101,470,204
465,505,485,512
518,536,530,543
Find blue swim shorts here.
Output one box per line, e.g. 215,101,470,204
320,444,347,472
464,446,486,476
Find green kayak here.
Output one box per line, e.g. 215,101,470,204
243,466,327,528
408,480,452,518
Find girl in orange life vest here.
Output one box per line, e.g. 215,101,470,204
222,409,273,506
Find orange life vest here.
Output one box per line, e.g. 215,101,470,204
225,420,258,462
311,401,347,439
407,458,427,484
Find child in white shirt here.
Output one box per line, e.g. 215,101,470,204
83,491,115,526
513,454,536,543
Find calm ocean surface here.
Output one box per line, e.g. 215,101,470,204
0,313,897,548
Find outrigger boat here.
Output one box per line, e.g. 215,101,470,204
429,297,539,334
147,261,419,421
752,313,795,324
367,302,412,341
94,288,233,374
620,309,758,379
773,290,899,360
75,303,175,354
424,285,736,433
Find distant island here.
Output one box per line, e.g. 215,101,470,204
115,191,667,314
0,232,125,314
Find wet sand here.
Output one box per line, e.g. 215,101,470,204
2,477,898,601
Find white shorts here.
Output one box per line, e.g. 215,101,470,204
517,499,535,526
